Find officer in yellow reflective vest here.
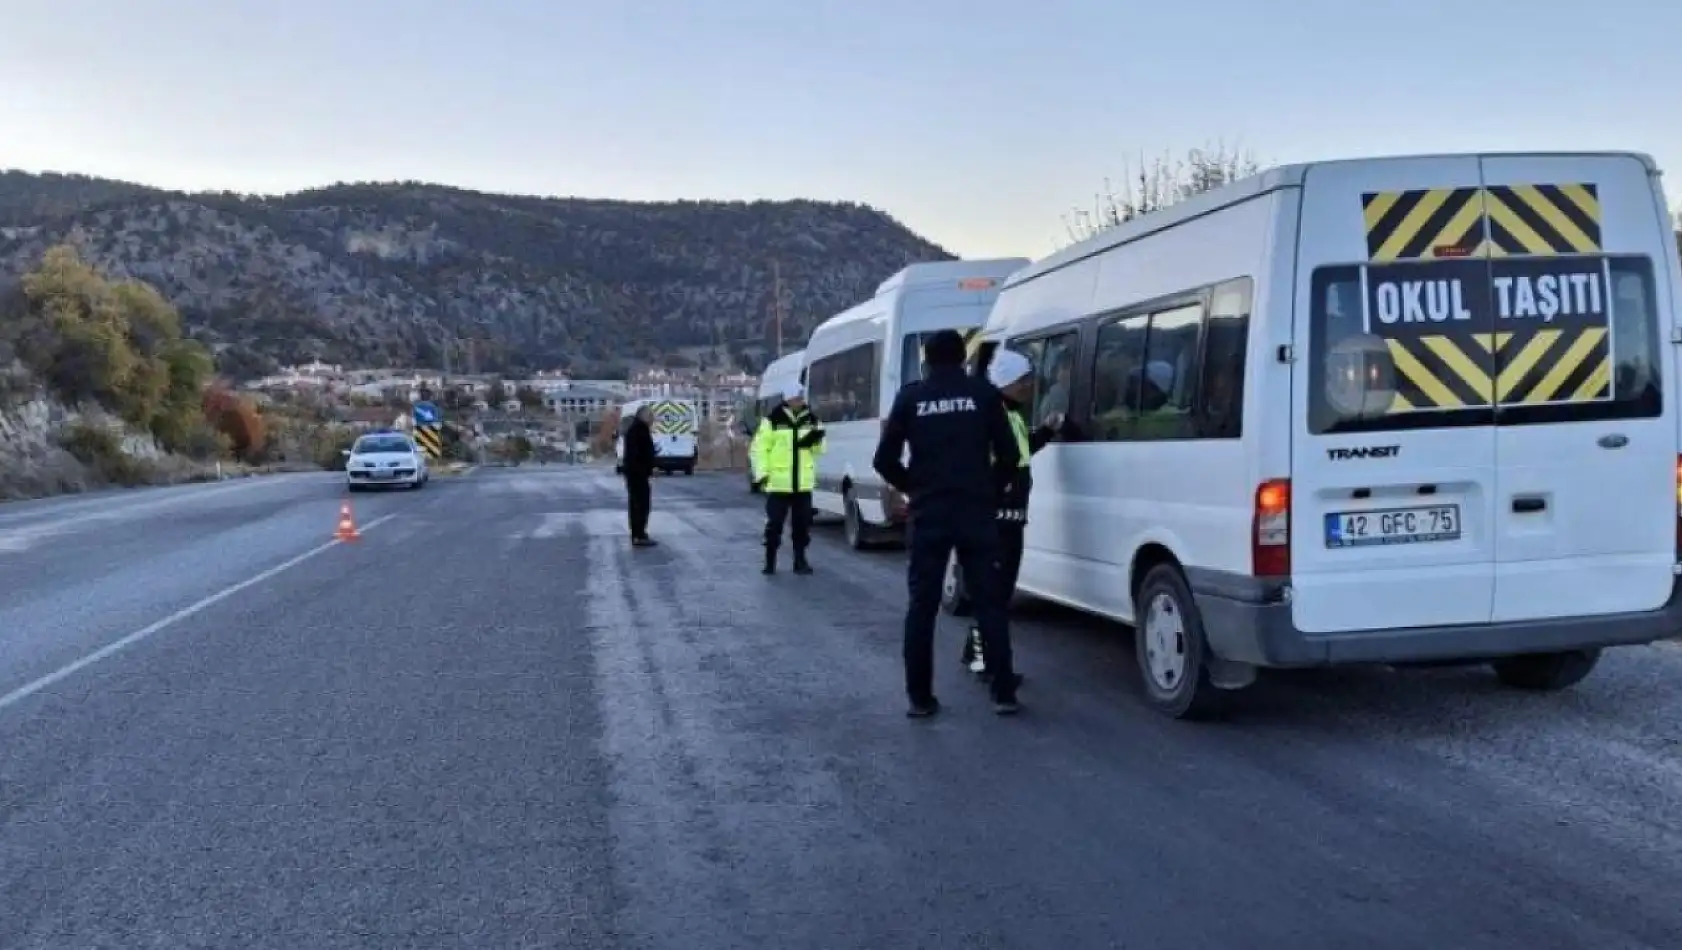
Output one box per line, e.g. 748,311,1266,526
751,381,826,575
962,348,1064,678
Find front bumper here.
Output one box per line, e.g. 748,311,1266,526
347,468,420,487
1189,568,1682,667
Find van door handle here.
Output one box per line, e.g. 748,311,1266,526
1598,433,1629,449
1512,496,1546,513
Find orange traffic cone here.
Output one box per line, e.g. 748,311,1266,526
334,500,361,542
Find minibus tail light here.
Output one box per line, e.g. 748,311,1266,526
1673,455,1681,556
1253,478,1291,577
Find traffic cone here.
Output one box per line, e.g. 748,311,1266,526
334,500,360,542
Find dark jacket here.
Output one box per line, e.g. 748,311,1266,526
999,395,1058,522
872,364,1020,514
622,416,655,478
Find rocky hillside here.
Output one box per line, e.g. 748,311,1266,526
0,171,955,378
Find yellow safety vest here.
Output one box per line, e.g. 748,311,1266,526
992,410,1031,468
750,407,824,492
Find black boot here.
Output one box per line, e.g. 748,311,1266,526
792,548,813,575
762,544,777,575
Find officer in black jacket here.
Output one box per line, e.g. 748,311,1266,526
873,329,1023,717
962,347,1063,678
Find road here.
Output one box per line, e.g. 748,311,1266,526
2,467,1680,949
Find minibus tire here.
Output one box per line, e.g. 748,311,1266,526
843,491,875,551
1490,649,1601,691
1134,564,1226,720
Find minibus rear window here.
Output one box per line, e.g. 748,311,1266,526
1308,256,1661,434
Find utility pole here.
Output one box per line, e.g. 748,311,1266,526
771,259,785,359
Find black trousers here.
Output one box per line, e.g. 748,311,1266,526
963,520,1026,666
997,520,1026,597
905,507,1014,703
625,475,651,538
764,491,813,551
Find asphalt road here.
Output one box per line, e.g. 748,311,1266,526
2,467,1680,949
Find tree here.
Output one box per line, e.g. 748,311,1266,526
202,383,267,461
4,244,219,455
486,379,509,407
515,385,544,410
1062,143,1263,247
590,406,621,455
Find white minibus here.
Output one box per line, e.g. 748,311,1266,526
805,258,1029,548
958,152,1682,719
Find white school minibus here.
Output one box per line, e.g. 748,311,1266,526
959,151,1682,719
805,258,1030,549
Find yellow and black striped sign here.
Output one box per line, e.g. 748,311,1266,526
649,400,695,435
1483,183,1601,257
1363,187,1486,261
1362,182,1601,261
1382,327,1611,411
1363,254,1613,412
413,424,443,459
1381,333,1489,411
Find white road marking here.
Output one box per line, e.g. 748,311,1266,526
0,512,398,713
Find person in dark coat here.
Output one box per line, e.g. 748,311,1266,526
621,405,658,546
873,328,1023,717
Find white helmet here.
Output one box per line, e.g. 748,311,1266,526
986,348,1032,389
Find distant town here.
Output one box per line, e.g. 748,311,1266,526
240,360,762,460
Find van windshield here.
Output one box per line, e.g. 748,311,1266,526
1308,255,1661,434
901,328,977,385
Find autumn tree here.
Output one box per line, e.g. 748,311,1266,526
3,244,219,455
1062,143,1263,247
590,406,621,455
202,382,267,462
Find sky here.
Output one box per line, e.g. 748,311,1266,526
2,0,1680,259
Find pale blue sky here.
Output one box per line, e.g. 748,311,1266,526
2,0,1679,257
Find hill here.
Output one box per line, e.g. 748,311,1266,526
0,171,956,379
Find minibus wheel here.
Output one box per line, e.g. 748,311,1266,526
1491,649,1601,691
1134,564,1226,720
843,490,874,550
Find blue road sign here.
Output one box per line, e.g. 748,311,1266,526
413,401,440,426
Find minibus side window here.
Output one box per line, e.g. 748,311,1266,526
1197,278,1252,438
807,341,881,424
1132,302,1203,440
1088,315,1150,441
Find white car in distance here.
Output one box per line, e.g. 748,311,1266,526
343,432,429,491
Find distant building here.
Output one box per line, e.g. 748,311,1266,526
542,382,619,417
